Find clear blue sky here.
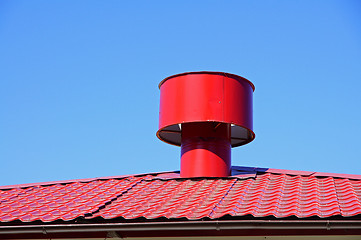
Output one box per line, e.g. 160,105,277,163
1,1,360,186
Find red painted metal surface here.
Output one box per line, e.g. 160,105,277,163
157,71,255,147
1,167,361,223
181,122,231,177
157,72,255,177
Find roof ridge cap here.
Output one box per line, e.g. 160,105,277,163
264,168,361,180
0,171,180,190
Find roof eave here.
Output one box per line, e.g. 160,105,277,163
1,220,361,238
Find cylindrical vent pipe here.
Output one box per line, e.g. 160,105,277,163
157,71,255,178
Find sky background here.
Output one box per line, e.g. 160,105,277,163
1,0,361,186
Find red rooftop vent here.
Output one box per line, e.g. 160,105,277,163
157,71,255,178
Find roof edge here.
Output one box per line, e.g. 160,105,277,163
1,220,361,235
1,166,360,190
0,171,179,190
233,166,361,180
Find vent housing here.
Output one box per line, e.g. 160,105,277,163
157,71,255,177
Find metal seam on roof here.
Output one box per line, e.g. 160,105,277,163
86,177,144,219
333,177,343,217
208,179,237,218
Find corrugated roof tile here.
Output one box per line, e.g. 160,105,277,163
0,167,361,223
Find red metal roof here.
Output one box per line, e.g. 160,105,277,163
1,167,361,223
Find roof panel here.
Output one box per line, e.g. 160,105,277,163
0,167,361,223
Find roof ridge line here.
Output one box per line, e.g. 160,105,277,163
263,168,361,180
0,171,180,190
